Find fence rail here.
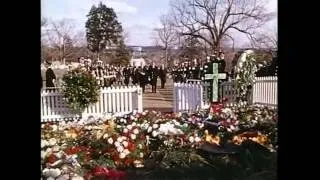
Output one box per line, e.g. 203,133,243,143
41,86,143,122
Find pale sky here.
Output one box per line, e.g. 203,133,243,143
41,0,277,47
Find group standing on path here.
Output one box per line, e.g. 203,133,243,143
41,58,168,94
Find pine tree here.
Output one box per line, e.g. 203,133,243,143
85,2,123,59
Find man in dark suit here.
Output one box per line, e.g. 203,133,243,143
138,66,146,93
45,61,56,88
123,65,131,86
159,65,167,88
151,66,159,93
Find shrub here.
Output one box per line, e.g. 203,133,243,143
61,68,100,112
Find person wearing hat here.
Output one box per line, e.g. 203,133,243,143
45,61,56,88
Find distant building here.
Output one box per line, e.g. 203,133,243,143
130,58,146,67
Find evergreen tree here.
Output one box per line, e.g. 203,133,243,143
85,2,123,59
110,38,130,65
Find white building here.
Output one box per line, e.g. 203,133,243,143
130,58,146,67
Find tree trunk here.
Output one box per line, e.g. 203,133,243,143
165,47,168,68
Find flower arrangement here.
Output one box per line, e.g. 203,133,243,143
61,68,100,112
41,104,277,179
235,53,259,101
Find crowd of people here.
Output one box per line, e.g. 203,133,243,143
41,50,228,93
80,58,168,93
171,49,228,83
41,57,168,94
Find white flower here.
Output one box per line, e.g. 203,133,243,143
194,137,201,143
142,111,147,116
173,121,180,126
56,174,70,180
54,151,64,159
127,125,133,130
230,125,236,130
123,149,130,155
119,152,126,159
117,137,124,143
41,124,45,128
48,138,57,146
123,128,128,133
71,175,84,180
103,133,109,139
107,137,113,144
132,122,137,126
189,136,195,143
227,128,232,132
42,168,61,178
52,145,60,152
114,141,121,147
138,144,143,149
122,141,129,147
198,123,204,129
120,118,125,123
133,128,139,135
116,125,122,129
45,148,52,154
41,151,46,159
147,126,152,133
130,134,136,140
152,131,158,137
41,139,48,148
51,125,58,131
152,124,159,129
117,146,124,152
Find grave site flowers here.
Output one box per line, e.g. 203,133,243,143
41,104,277,180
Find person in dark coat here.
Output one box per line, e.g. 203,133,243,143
123,66,131,86
138,66,146,93
131,67,138,85
151,66,159,93
159,65,167,88
45,61,56,88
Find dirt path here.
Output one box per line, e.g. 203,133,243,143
143,79,174,113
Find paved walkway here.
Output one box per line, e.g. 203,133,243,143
143,79,174,112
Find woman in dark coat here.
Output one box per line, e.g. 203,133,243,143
45,62,56,88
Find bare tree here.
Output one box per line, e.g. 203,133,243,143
153,15,179,67
43,19,85,63
170,0,274,51
249,26,277,50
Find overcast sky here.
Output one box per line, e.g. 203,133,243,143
41,0,277,47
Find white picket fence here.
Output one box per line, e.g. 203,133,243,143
252,76,278,107
173,82,205,112
173,76,278,112
41,86,143,122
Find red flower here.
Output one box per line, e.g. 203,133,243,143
128,143,136,151
47,154,58,164
124,158,133,166
92,166,109,176
140,135,145,140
